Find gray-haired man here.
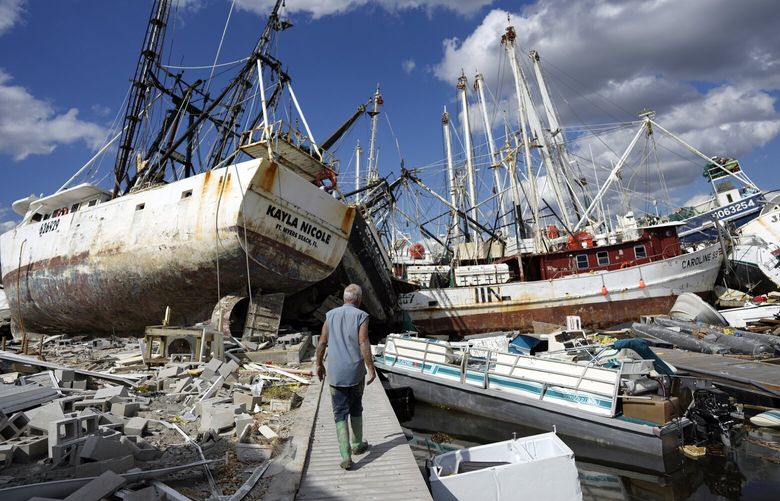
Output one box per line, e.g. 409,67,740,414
315,284,376,470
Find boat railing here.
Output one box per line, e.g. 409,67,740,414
384,336,621,415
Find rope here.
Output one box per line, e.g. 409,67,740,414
161,57,250,71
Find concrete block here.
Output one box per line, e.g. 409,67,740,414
171,377,193,393
10,435,48,462
55,369,75,382
74,398,115,413
94,385,128,400
258,425,278,440
199,403,241,433
101,413,129,429
74,454,134,478
270,399,293,413
218,359,239,378
204,357,223,373
233,392,263,413
0,443,16,467
111,402,140,418
47,414,99,457
157,366,182,379
64,469,126,501
125,417,148,436
71,379,88,391
0,411,29,441
120,435,161,461
80,435,134,462
235,413,253,438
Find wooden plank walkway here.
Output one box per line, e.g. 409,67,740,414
297,379,431,500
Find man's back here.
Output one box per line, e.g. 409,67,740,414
325,303,369,387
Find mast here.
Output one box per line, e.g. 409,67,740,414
112,0,171,197
442,107,461,240
509,43,571,230
366,85,383,185
529,49,586,220
502,25,541,251
474,72,509,231
354,141,362,203
457,72,479,236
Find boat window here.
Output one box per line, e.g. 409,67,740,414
597,251,609,266
634,245,647,259
576,254,589,269
88,200,97,207
70,203,79,213
43,213,50,220
31,213,42,222
136,203,145,211
181,190,193,199
726,193,733,203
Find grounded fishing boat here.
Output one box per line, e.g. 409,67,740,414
727,196,780,295
399,223,722,336
376,334,691,467
381,26,724,337
428,432,582,501
0,1,389,336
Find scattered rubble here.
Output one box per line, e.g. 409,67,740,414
0,328,316,500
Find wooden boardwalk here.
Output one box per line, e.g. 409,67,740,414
297,379,432,500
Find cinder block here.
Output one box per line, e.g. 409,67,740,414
10,435,48,462
80,435,134,462
120,435,161,461
73,454,134,477
74,398,115,413
218,360,239,378
270,399,293,413
71,379,88,391
157,366,182,379
124,417,148,436
233,392,263,412
0,411,29,441
64,469,126,501
94,385,128,400
235,413,253,438
55,369,75,382
0,443,16,467
199,403,241,433
111,402,140,418
171,377,193,393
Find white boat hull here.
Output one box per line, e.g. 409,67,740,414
0,159,355,335
399,245,723,336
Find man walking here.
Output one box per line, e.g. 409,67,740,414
315,284,377,470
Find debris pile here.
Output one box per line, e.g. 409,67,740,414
0,332,314,500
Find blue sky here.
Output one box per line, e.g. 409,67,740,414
1,0,779,233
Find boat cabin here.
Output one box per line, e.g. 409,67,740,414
14,183,112,224
526,223,682,281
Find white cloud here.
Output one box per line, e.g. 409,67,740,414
402,58,416,74
0,207,17,233
234,0,495,19
0,0,25,35
0,70,106,161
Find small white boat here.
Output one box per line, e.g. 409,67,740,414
750,410,780,428
428,432,582,501
719,303,780,328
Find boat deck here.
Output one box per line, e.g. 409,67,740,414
297,378,431,500
653,347,780,405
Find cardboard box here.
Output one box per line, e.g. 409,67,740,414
622,395,682,425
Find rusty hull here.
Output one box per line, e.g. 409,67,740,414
0,159,354,336
407,295,681,338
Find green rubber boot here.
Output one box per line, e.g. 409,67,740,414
335,420,352,470
350,416,369,455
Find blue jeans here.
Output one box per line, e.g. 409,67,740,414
330,382,364,422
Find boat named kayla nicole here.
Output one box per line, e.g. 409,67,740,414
0,0,363,336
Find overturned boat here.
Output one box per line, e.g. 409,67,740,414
0,1,391,336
